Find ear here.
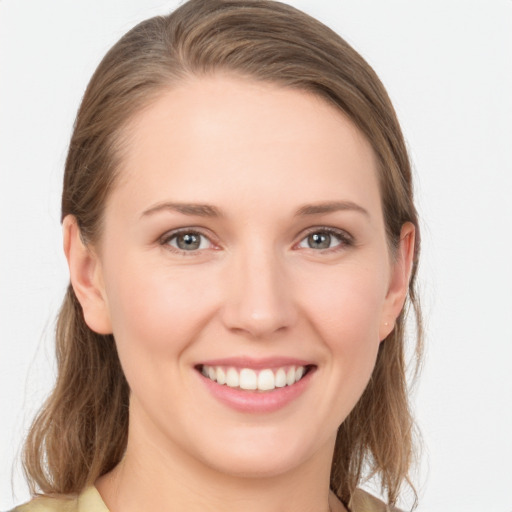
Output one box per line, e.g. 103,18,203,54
62,215,112,334
379,222,416,341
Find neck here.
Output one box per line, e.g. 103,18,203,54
96,419,344,512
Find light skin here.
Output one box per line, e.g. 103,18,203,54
64,75,415,512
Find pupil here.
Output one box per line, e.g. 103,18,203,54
178,233,200,250
309,232,330,249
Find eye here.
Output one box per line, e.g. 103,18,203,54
297,228,352,251
161,230,213,252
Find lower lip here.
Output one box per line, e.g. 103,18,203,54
197,368,315,413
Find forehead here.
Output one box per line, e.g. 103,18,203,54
111,74,381,220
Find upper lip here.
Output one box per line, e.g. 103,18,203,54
196,356,315,370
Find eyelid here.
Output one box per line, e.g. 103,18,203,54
294,226,354,251
159,227,218,254
157,225,354,255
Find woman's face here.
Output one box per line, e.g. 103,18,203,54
76,75,412,479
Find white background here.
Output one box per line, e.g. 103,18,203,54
1,0,511,510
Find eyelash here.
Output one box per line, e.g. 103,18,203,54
296,227,354,252
159,228,216,256
159,226,354,255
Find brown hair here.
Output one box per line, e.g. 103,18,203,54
23,0,422,507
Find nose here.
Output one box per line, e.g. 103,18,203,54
220,244,298,339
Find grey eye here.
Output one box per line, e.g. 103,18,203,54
307,232,332,249
177,233,201,250
297,229,349,251
168,232,210,251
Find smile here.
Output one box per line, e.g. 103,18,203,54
195,359,316,413
199,365,310,392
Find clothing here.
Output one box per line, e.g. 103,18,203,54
13,487,106,512
14,486,400,512
349,489,402,512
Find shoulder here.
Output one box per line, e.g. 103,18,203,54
349,488,403,512
12,487,108,512
12,496,77,512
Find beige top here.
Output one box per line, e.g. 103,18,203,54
14,486,400,512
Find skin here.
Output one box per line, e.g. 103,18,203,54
64,75,414,512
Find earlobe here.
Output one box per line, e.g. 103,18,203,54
62,215,112,334
379,222,416,341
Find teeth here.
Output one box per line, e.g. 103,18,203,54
216,367,226,385
239,368,257,390
201,364,308,391
257,369,275,391
286,367,295,386
226,367,239,387
275,368,286,388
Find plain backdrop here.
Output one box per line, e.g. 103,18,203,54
1,0,511,510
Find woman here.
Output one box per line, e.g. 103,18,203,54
15,1,422,511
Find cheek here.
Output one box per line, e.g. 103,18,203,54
302,262,388,341
299,263,387,401
103,257,218,362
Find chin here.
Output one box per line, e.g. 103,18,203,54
189,425,329,480
203,450,305,480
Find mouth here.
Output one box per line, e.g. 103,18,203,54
195,364,316,392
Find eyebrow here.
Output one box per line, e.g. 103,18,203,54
140,200,369,219
294,201,369,217
141,202,222,218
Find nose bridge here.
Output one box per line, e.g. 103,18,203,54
221,239,296,337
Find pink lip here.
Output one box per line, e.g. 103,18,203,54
197,356,313,370
195,363,316,414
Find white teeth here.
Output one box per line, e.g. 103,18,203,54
216,367,226,385
239,368,257,390
258,369,275,391
275,368,287,388
226,367,239,387
201,364,309,391
286,367,295,386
